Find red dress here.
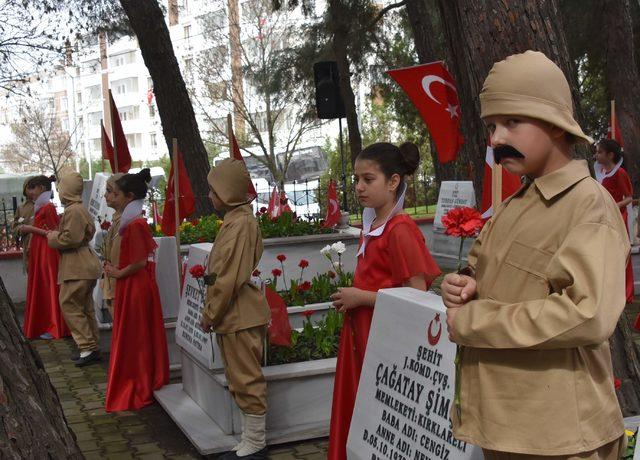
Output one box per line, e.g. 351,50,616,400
23,202,70,339
327,214,441,459
601,167,634,303
105,218,169,412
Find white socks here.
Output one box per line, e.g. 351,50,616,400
236,413,266,456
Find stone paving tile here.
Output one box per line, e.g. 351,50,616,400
25,314,329,460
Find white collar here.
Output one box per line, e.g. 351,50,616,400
595,158,623,183
357,183,407,258
119,199,144,235
34,191,52,213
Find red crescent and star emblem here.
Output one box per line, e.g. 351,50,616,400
427,313,442,346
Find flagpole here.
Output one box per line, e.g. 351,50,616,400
173,138,181,268
109,90,119,174
227,113,233,155
492,162,503,214
611,100,616,140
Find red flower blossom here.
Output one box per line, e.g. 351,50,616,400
298,259,309,269
100,220,111,231
328,270,336,279
189,264,206,279
298,281,312,292
272,268,282,277
259,206,268,214
190,218,200,226
198,236,206,243
441,206,485,238
277,254,287,263
614,378,622,390
302,309,315,318
252,269,261,277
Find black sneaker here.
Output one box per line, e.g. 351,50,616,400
74,351,101,367
70,353,80,362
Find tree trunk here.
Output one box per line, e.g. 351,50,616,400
327,0,363,164
119,0,214,216
601,0,640,197
404,0,457,184
0,276,82,458
435,0,584,201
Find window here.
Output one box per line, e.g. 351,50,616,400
87,85,101,102
125,133,141,148
184,58,193,76
150,133,157,148
209,45,228,65
206,81,228,100
111,77,139,95
109,51,137,67
180,0,189,14
148,104,156,118
205,9,226,29
251,111,268,132
60,96,68,112
147,77,153,88
76,92,82,105
61,118,69,131
87,111,102,127
184,25,191,45
91,138,101,152
118,106,139,121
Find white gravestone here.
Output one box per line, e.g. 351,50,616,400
433,182,476,229
347,288,483,460
87,172,114,223
175,243,222,370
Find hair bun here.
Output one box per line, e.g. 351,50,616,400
398,142,420,176
48,175,56,183
137,168,152,183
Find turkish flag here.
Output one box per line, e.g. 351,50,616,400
267,186,282,219
108,90,132,173
101,122,115,167
230,126,258,201
161,148,196,236
152,201,162,225
607,112,624,147
265,286,292,347
388,62,464,163
322,180,341,228
480,138,522,218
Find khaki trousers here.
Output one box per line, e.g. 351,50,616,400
59,279,99,352
483,436,626,460
216,326,267,415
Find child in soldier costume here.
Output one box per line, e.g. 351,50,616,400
442,51,629,459
199,158,270,459
47,172,102,367
12,177,35,272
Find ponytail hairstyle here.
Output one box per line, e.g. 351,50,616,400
27,175,56,192
115,168,152,200
597,138,623,164
356,142,420,197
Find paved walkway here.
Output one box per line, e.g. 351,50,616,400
22,303,328,459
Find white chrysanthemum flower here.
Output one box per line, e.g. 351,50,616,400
333,261,341,270
320,244,332,256
331,241,346,254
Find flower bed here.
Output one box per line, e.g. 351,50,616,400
152,209,333,245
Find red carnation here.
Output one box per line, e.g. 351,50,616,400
328,270,336,279
614,378,622,390
189,264,206,279
298,259,309,269
298,281,312,292
301,309,315,318
253,269,261,277
441,206,485,238
272,268,282,277
277,254,287,263
100,220,111,231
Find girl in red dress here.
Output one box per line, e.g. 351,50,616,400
18,175,70,339
103,169,169,412
595,138,634,304
328,142,441,459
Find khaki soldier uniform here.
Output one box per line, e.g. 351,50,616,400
11,178,34,272
451,51,628,459
102,173,124,316
204,158,270,458
48,173,102,352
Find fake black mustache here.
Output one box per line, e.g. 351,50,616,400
493,145,525,164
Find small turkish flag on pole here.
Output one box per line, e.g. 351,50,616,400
387,62,464,163
267,185,282,219
322,180,341,228
265,286,292,347
480,137,522,218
